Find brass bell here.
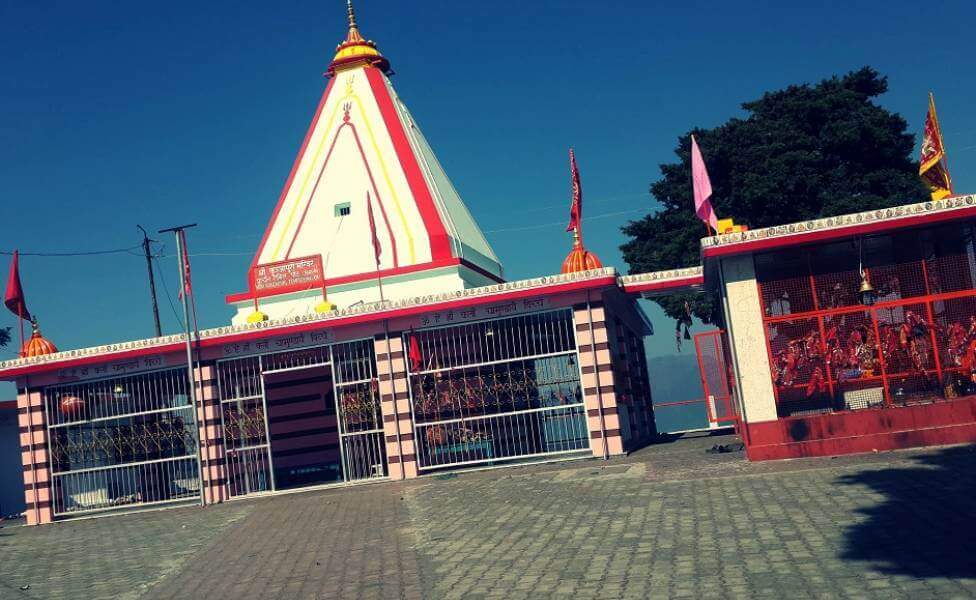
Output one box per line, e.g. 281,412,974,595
859,271,877,306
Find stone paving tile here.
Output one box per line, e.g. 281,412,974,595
0,435,973,599
141,483,425,600
0,501,252,600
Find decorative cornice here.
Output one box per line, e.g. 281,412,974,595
618,266,703,286
700,194,976,250
0,267,619,373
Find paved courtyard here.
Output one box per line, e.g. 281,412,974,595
1,433,974,599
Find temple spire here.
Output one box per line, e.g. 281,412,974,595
346,0,363,42
330,0,391,74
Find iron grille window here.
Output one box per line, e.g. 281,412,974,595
43,368,200,517
405,309,589,470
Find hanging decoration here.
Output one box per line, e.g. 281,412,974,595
59,395,86,418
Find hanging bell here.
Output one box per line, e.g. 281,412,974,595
859,271,877,306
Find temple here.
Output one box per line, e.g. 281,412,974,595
228,1,502,325
4,3,976,525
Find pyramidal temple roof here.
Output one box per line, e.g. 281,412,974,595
231,2,502,323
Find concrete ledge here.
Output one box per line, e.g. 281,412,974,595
743,396,976,460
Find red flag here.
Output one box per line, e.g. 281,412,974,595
177,230,193,300
366,192,382,267
408,333,423,372
5,250,31,322
566,148,582,233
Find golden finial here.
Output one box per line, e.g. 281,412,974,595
329,0,391,75
347,0,357,30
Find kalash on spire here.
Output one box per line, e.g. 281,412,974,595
228,0,503,324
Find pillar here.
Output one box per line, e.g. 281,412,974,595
195,363,228,504
574,299,625,457
374,331,418,479
720,254,778,424
18,384,53,525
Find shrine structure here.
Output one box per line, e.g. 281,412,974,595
4,3,976,525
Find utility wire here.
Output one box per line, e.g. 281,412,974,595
0,244,142,257
483,207,651,234
152,244,185,330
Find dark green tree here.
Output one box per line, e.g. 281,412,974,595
0,328,8,347
621,67,929,324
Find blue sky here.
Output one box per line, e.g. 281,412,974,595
2,1,975,401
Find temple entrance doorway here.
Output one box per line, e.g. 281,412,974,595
217,340,387,499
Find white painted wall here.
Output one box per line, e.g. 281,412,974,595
257,67,433,274
721,254,778,423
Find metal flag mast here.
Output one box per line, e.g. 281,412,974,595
158,223,207,507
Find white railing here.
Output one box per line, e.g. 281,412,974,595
415,404,589,470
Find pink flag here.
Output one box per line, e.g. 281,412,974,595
691,135,719,234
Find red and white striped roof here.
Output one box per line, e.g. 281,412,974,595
240,8,502,305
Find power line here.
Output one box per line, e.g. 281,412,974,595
483,207,651,234
0,244,142,257
152,246,185,330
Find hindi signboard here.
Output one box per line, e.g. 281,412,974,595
252,255,324,294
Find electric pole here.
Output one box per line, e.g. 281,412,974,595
137,225,162,337
159,223,206,506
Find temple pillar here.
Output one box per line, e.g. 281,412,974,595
720,254,778,424
195,363,228,504
18,383,53,525
374,330,418,479
574,299,625,457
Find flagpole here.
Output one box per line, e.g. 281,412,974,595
17,304,24,356
159,223,206,507
376,265,385,304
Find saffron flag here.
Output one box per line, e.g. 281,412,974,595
4,250,31,322
366,191,382,267
566,148,582,233
408,333,423,372
919,93,953,201
691,135,719,234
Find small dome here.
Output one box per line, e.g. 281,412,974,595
21,318,58,358
328,1,391,75
562,242,603,274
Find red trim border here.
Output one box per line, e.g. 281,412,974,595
703,205,976,260
1,275,612,379
228,257,503,304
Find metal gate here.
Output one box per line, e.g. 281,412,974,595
217,340,386,498
332,340,388,480
405,310,590,471
217,356,274,497
693,330,739,425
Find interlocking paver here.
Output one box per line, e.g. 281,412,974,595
0,435,973,598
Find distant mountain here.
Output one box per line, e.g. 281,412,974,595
647,353,709,432
648,353,705,404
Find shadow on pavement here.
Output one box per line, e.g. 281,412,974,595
839,444,976,578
